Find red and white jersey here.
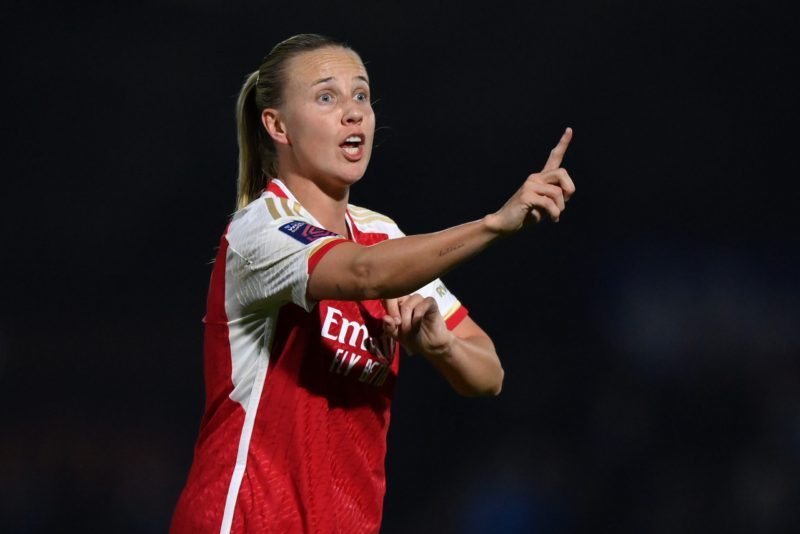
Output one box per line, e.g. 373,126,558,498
171,179,468,534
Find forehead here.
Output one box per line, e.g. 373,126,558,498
285,47,368,87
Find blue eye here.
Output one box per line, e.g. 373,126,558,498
318,93,333,104
355,92,369,103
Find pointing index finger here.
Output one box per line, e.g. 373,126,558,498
541,127,573,172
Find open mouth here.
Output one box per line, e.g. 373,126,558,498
340,134,365,161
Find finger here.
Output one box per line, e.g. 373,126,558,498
521,186,562,221
541,127,573,172
383,298,401,321
382,315,399,338
529,195,561,222
410,297,438,330
527,207,543,224
399,294,424,334
530,182,565,212
536,169,576,202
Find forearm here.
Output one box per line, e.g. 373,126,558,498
312,216,502,301
423,333,504,397
363,219,496,298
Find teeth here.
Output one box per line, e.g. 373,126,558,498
343,146,359,155
345,136,361,143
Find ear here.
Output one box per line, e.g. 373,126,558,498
262,108,290,146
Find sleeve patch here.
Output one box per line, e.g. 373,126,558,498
279,221,341,244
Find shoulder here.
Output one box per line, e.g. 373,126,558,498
231,190,309,230
347,203,404,238
227,192,325,256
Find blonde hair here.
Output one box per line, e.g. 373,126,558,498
235,34,351,209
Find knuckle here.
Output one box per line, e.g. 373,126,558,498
528,180,543,191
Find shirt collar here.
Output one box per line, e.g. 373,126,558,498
266,178,292,200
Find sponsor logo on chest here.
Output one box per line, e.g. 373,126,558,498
320,305,393,387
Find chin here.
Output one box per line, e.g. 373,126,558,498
342,168,367,185
335,161,369,186
312,166,366,196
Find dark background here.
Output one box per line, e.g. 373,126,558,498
3,1,798,532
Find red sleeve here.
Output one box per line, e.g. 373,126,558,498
307,238,350,274
445,304,469,330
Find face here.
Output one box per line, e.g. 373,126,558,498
268,47,375,189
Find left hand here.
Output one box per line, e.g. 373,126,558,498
383,294,455,357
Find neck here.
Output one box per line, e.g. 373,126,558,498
280,172,350,237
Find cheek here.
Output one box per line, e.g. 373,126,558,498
292,124,329,154
287,107,328,144
364,111,377,140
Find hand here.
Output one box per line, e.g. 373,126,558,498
486,127,576,234
382,295,455,358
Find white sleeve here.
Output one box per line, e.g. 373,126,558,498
414,278,468,329
226,210,347,313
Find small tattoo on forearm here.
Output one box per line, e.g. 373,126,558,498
438,243,465,257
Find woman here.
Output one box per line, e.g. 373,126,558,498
171,33,575,533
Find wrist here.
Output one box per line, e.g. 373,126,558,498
482,213,509,237
421,330,458,359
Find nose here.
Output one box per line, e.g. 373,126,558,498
342,103,363,125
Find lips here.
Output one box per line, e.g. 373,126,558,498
340,134,365,162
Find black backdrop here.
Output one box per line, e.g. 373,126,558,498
3,1,799,532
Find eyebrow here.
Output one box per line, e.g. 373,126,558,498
312,75,370,86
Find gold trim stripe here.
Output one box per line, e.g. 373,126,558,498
347,205,372,213
442,301,461,321
348,206,385,216
309,236,346,256
265,198,281,220
279,197,301,217
348,205,395,223
349,213,395,224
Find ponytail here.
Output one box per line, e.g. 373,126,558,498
235,71,269,210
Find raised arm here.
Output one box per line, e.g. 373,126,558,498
307,128,576,302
